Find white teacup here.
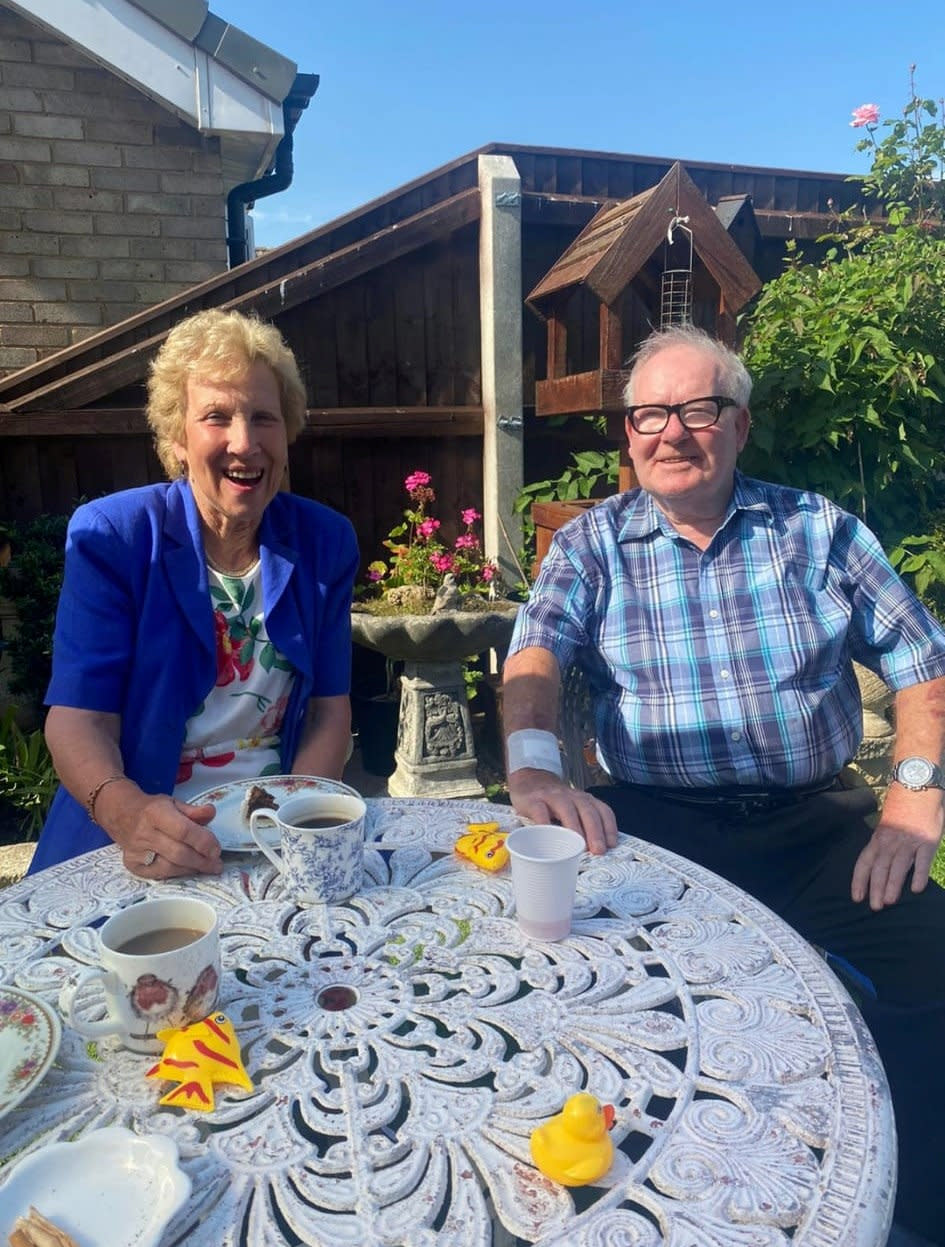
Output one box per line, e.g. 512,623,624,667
250,792,366,904
59,896,220,1054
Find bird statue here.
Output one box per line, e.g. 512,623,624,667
530,1092,616,1186
432,572,463,613
146,1011,253,1112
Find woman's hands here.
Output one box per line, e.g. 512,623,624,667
45,706,222,879
98,784,222,879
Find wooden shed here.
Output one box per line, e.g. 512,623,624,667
0,143,865,585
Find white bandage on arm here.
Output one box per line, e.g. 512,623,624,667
506,728,564,778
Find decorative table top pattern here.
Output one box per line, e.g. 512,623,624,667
0,798,894,1246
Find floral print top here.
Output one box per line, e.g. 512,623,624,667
173,562,295,804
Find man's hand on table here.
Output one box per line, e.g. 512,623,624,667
508,769,618,856
851,784,944,910
99,783,223,879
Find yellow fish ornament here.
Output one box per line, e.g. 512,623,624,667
455,822,508,871
146,1011,253,1111
530,1092,616,1186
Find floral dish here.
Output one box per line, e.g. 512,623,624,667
0,1126,191,1247
0,987,61,1122
193,774,361,851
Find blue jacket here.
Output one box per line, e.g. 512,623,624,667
31,480,358,871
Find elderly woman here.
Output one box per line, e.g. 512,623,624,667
31,309,358,877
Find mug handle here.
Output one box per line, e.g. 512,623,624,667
59,965,125,1041
250,809,284,872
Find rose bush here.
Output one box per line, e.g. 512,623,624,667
741,75,945,581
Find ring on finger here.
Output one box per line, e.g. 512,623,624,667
142,849,157,867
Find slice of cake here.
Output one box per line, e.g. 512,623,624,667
240,783,279,826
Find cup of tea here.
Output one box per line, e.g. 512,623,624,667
59,895,220,1054
505,825,585,941
250,791,366,904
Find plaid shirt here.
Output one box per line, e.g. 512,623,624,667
510,473,945,788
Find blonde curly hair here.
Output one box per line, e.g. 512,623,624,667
147,309,307,479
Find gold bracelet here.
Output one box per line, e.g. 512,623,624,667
86,773,126,824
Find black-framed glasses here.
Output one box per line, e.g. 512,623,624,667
626,395,738,434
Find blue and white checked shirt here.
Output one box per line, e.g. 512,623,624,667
509,473,945,788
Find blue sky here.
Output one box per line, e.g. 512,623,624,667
218,0,945,250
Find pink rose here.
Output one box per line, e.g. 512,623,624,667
404,470,432,493
850,103,880,128
417,518,441,539
461,508,481,525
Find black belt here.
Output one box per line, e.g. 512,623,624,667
614,777,840,820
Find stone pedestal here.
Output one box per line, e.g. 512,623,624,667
350,606,518,800
389,660,482,797
845,662,896,799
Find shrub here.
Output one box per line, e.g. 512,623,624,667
741,78,945,586
0,706,57,840
0,513,69,712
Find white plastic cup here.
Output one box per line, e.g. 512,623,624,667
506,825,585,941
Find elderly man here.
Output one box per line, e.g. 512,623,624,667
503,325,945,1245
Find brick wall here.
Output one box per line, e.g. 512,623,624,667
0,7,229,375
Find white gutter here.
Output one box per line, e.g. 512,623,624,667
6,0,285,176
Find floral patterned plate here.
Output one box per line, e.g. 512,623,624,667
194,774,362,852
0,1126,191,1247
0,986,61,1121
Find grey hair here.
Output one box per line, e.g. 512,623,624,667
623,325,753,408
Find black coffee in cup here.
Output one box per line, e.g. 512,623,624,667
293,815,348,829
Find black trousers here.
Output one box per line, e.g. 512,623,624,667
590,781,945,1243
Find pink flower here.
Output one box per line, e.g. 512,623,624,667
455,534,478,550
259,693,289,735
367,568,383,582
404,470,432,493
417,518,440,540
461,508,481,525
480,565,495,582
850,103,880,128
431,553,455,573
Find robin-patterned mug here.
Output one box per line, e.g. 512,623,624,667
59,896,221,1054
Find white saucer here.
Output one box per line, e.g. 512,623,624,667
192,774,361,851
0,1127,191,1247
0,986,61,1121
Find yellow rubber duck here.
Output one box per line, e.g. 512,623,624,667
529,1092,616,1186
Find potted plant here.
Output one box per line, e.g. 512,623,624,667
352,472,518,798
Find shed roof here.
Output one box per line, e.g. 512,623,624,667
0,142,863,416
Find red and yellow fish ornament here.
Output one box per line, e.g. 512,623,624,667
454,821,509,872
146,1011,253,1112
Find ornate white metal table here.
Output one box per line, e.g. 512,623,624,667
0,798,895,1246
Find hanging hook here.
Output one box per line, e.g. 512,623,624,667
666,214,691,245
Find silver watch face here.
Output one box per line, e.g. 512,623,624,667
896,756,938,789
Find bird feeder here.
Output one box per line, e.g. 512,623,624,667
527,162,762,491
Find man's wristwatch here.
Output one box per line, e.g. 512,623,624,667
891,756,945,791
